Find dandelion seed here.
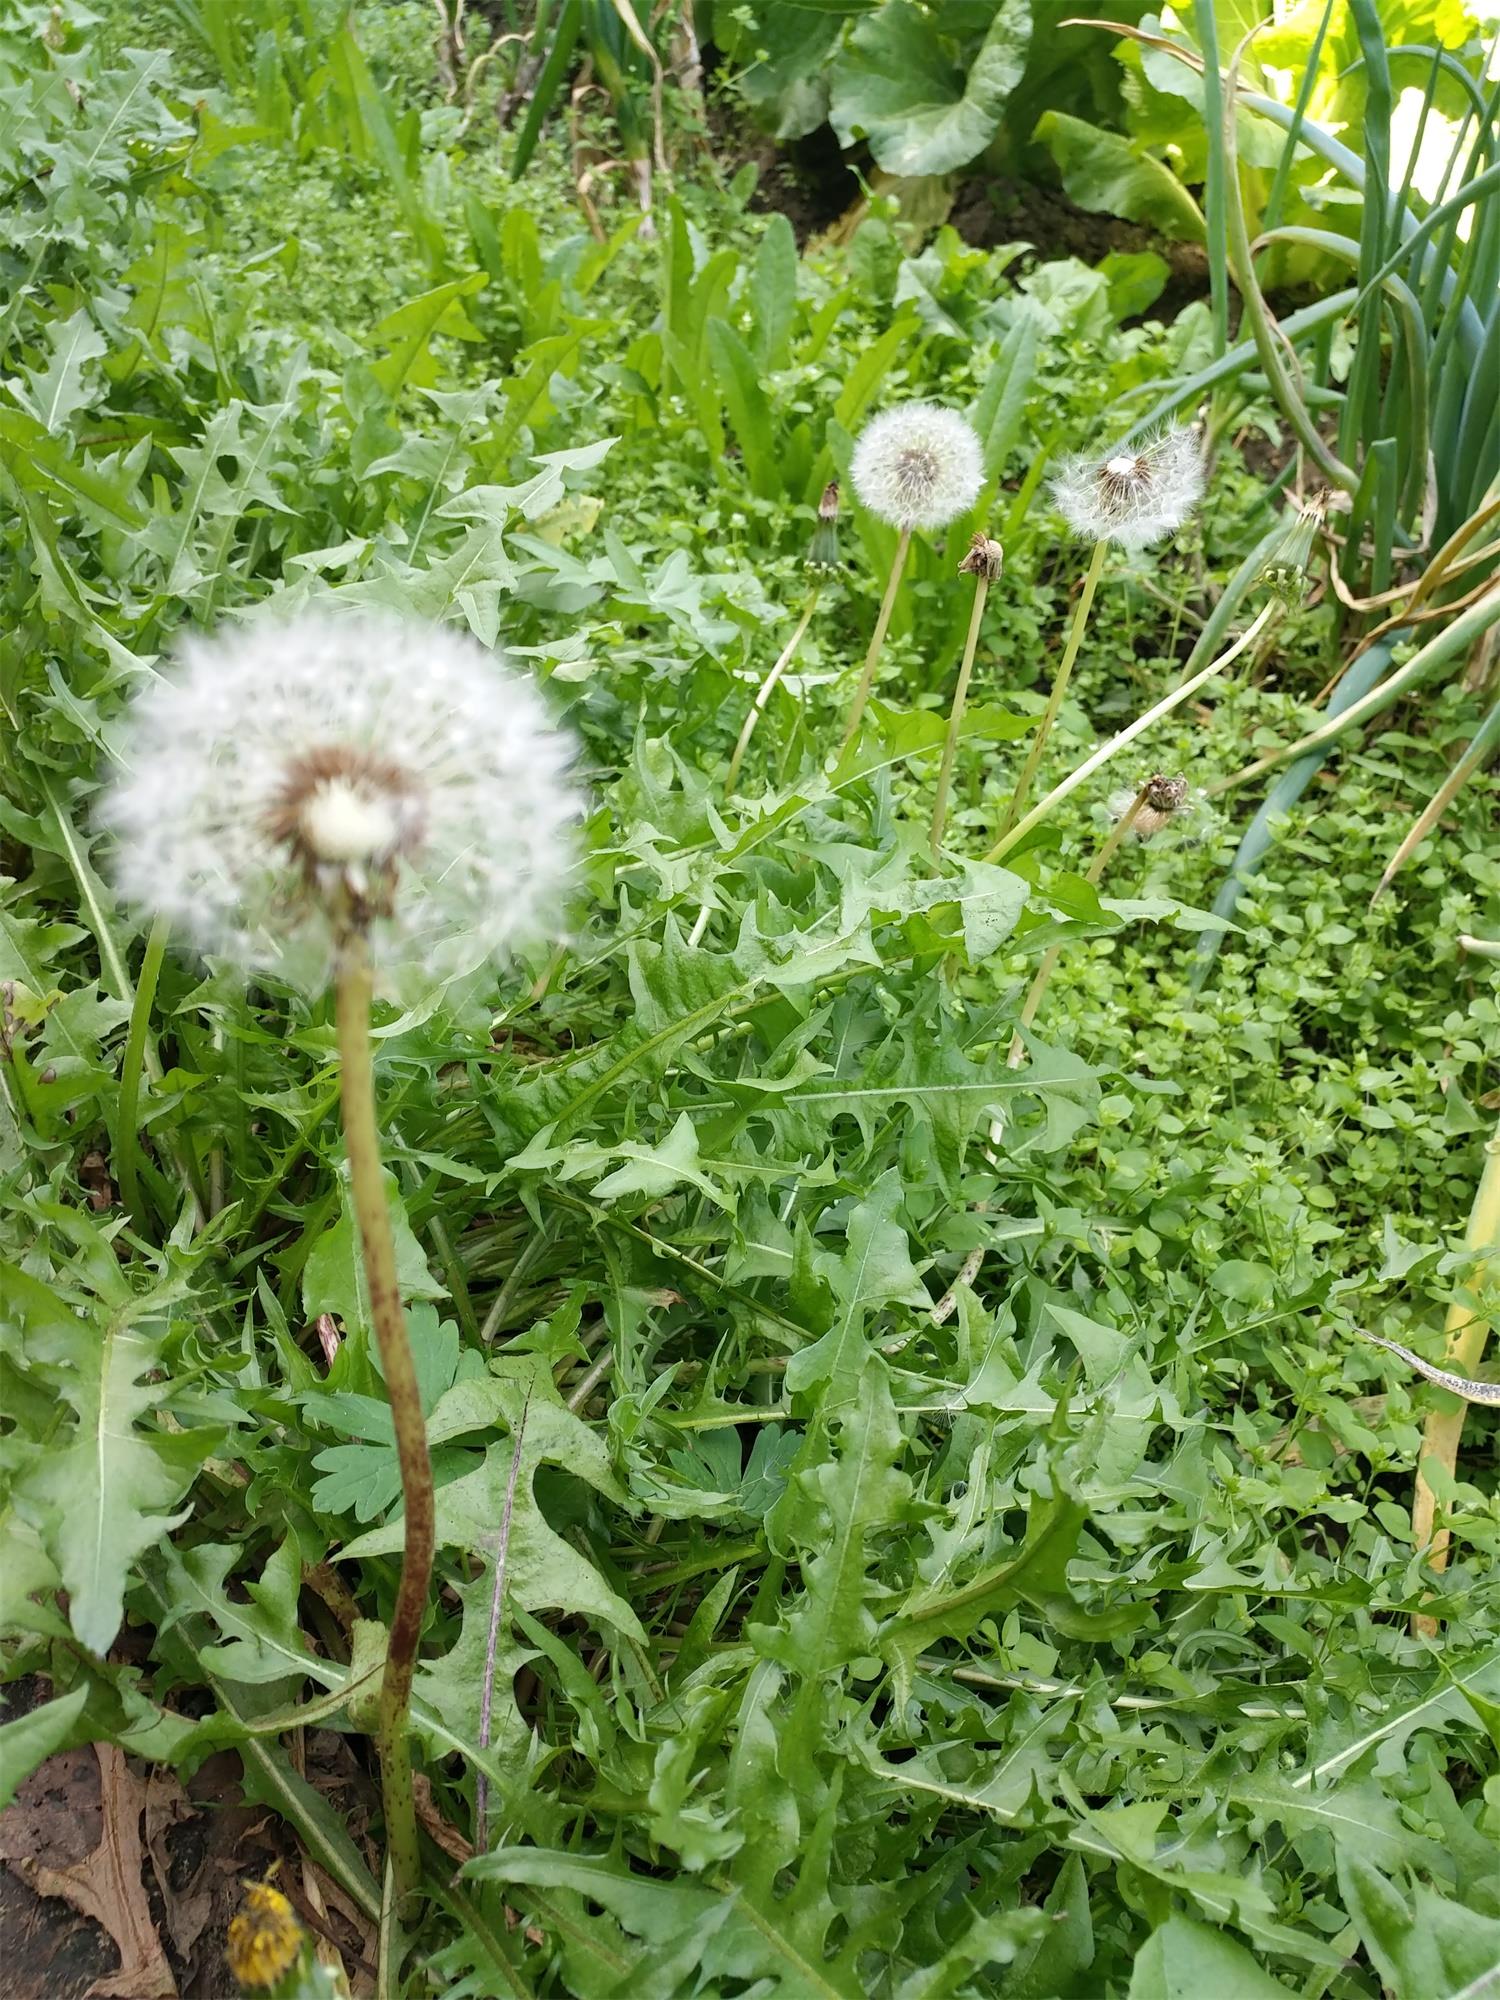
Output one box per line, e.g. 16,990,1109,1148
1051,427,1205,549
102,609,578,992
226,1881,303,1992
851,402,984,532
1109,772,1193,841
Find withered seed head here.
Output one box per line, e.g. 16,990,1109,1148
1131,772,1191,841
958,532,1004,582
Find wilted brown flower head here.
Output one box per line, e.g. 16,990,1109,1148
958,533,1004,583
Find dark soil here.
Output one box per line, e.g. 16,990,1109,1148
949,175,1212,319
0,1677,376,1999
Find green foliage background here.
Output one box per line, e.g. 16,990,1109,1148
1,3,1498,1994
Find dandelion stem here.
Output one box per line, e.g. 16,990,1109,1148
1007,784,1148,1066
334,930,433,1909
997,537,1108,840
727,585,821,795
931,570,990,858
840,526,911,750
1411,1117,1500,1634
984,600,1280,867
114,914,170,1226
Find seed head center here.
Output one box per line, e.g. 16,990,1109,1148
299,777,401,864
895,446,939,499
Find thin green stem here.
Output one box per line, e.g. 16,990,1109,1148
726,585,821,794
997,537,1108,841
840,525,911,750
113,915,170,1226
930,573,990,859
1007,785,1148,1066
984,600,1281,867
334,931,434,1910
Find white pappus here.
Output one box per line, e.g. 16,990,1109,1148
101,608,579,992
851,403,984,532
1052,427,1205,550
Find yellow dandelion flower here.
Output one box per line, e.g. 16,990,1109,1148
226,1880,303,1993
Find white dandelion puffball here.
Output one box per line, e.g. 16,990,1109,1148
851,402,984,532
101,610,578,991
1051,427,1205,549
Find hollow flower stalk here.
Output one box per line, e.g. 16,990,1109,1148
726,482,840,795
931,532,1002,858
1008,774,1191,1065
841,402,983,748
997,426,1205,840
102,609,578,1903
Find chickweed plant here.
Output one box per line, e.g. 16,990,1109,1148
103,611,577,1903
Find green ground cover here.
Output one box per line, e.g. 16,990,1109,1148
2,3,1498,1994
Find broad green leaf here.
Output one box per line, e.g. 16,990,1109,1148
831,0,1032,177
750,213,798,370
301,1170,446,1332
14,1316,191,1655
1128,1915,1293,1997
13,308,107,430
783,1173,928,1393
369,272,488,398
754,1358,911,1678
1037,111,1206,241
0,1686,89,1807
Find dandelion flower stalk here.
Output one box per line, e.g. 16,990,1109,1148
841,526,911,750
1006,775,1187,1065
997,536,1107,840
102,610,578,1911
998,427,1205,841
333,925,431,1903
841,403,983,751
984,600,1278,866
931,533,1002,858
726,483,840,794
1410,1117,1500,1634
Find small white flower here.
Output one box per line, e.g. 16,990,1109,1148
1052,427,1205,549
101,609,578,991
850,403,984,531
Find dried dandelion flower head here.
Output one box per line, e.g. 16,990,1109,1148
958,532,1004,582
1110,772,1192,841
1259,491,1328,604
1051,427,1205,549
226,1880,303,1992
102,610,578,992
851,403,984,531
806,480,842,573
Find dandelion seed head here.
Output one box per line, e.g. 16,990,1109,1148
102,610,579,993
957,532,1004,582
851,403,984,531
1052,427,1205,549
